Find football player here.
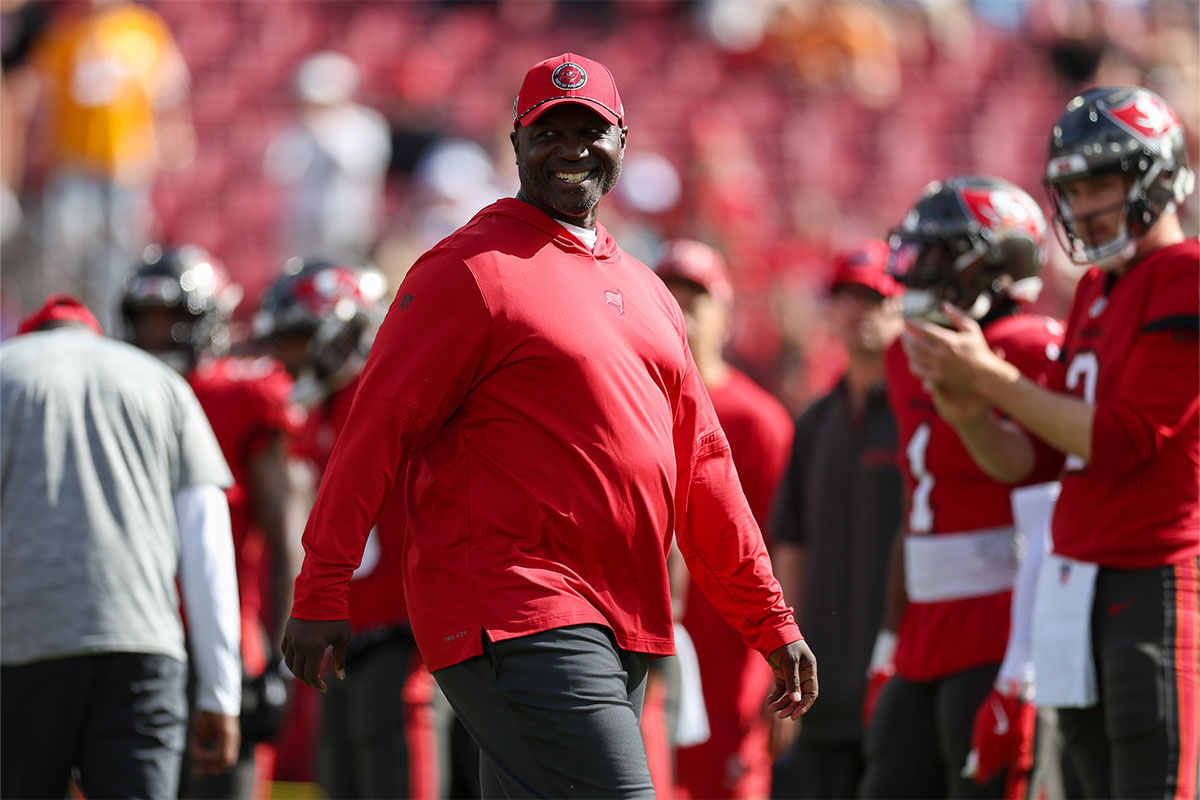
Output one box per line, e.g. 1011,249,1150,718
860,175,1066,800
121,244,308,798
655,239,796,800
255,258,440,799
902,86,1199,800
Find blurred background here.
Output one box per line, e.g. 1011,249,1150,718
1,0,1197,413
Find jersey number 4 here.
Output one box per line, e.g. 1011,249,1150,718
1064,352,1099,472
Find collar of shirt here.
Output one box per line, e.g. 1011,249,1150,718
490,198,619,259
554,219,598,251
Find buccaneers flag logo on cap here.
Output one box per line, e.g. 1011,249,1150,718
552,62,587,90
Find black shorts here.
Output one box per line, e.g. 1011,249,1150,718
1057,557,1200,800
1,652,187,800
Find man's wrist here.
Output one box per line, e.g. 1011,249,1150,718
948,405,993,436
976,353,1022,401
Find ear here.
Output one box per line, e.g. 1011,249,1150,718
619,126,628,151
510,129,520,162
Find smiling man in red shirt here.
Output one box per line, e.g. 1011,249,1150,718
280,53,816,798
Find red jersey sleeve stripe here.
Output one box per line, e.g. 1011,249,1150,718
1173,558,1200,800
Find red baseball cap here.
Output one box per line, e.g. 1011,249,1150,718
654,239,734,306
17,294,103,336
513,53,624,129
828,240,902,298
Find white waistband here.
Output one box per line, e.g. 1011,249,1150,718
905,526,1020,603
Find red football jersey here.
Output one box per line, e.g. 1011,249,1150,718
677,368,793,800
293,374,409,633
885,312,1064,681
1052,238,1200,567
188,355,298,674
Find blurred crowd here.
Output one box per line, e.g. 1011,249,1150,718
2,0,1197,412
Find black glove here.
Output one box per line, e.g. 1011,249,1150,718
240,657,290,743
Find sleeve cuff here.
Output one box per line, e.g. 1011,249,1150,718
751,621,803,660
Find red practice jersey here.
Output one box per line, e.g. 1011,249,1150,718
292,374,409,634
676,368,794,800
1052,238,1200,567
885,312,1064,681
290,198,799,672
188,355,298,675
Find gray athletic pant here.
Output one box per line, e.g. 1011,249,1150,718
433,623,655,799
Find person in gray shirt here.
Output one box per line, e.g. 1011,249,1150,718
1,294,243,799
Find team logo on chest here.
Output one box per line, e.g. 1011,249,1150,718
604,289,624,315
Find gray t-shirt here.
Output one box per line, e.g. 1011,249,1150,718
1,329,232,665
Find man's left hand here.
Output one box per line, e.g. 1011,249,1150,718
766,639,818,720
902,303,999,392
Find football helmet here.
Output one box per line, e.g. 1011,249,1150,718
253,257,386,405
887,175,1046,324
120,244,243,372
1044,86,1194,268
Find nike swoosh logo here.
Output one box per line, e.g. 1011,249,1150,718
1109,599,1134,616
991,697,1009,736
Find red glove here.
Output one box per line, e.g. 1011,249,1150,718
862,630,897,728
862,663,894,728
962,682,1036,788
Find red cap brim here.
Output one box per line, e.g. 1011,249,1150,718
515,96,622,129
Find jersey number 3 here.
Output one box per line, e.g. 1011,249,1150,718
1064,352,1099,472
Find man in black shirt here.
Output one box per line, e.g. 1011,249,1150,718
771,242,905,799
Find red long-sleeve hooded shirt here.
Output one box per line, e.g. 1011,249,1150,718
291,198,800,671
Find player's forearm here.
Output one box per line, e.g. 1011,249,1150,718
950,413,1037,484
251,441,309,646
979,358,1094,463
881,527,906,633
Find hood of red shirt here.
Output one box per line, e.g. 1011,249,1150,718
483,198,620,260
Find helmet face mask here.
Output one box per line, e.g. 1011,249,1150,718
1044,86,1195,269
254,258,386,405
888,175,1047,325
120,244,241,372
889,233,984,322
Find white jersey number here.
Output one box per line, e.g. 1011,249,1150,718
907,422,934,533
1064,352,1099,472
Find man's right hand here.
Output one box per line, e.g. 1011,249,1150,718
191,710,240,775
766,639,818,720
281,616,351,692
